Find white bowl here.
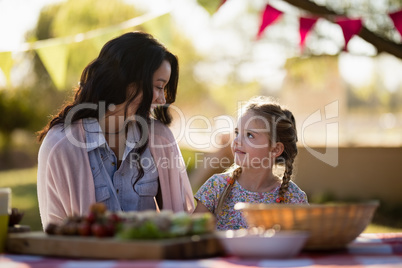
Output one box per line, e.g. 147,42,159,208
217,229,309,258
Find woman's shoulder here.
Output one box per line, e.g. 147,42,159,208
41,124,67,151
149,118,171,134
40,121,85,156
149,118,176,146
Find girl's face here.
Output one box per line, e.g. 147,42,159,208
231,111,274,169
151,60,171,109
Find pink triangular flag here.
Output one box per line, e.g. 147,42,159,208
218,0,227,10
336,18,363,50
389,10,402,36
257,5,283,39
299,17,318,49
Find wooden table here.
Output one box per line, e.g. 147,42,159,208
1,233,401,267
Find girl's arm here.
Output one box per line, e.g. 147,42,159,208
193,200,211,213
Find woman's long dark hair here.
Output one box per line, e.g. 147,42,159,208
38,31,178,140
37,31,179,182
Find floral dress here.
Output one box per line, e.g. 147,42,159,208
194,172,308,230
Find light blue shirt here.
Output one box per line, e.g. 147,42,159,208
82,118,159,212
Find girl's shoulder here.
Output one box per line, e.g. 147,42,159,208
286,180,308,203
205,172,232,187
215,172,233,183
195,172,232,201
287,180,304,192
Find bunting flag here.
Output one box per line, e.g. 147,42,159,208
257,5,283,39
36,42,69,90
335,18,362,50
299,17,318,49
218,0,227,11
197,0,226,15
253,5,402,54
91,32,122,53
389,10,402,36
0,52,13,86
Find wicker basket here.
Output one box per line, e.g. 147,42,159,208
235,201,379,250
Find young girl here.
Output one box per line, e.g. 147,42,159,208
194,96,308,230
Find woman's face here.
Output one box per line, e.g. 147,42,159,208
151,60,171,109
107,60,172,118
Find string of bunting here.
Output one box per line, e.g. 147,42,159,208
2,3,401,89
0,9,170,89
256,5,402,51
213,0,402,51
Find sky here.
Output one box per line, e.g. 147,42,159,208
0,0,62,51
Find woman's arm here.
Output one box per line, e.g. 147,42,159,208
149,119,195,213
37,123,96,229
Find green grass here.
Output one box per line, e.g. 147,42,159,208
0,167,41,231
0,167,401,233
364,224,402,233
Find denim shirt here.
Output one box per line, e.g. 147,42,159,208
82,118,159,212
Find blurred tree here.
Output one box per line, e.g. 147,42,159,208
1,0,220,168
194,0,402,115
280,0,402,112
26,0,140,90
0,89,47,152
347,71,402,113
389,90,402,112
25,0,227,119
138,14,213,115
12,0,142,143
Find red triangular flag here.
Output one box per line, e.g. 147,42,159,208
389,10,402,36
257,5,283,39
336,18,362,50
299,17,318,49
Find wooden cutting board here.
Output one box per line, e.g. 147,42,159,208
6,232,225,259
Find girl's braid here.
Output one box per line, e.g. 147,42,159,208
276,108,298,203
215,166,242,215
278,157,294,203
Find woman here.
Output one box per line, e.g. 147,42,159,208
37,32,194,229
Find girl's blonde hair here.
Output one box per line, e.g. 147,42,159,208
215,96,298,215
